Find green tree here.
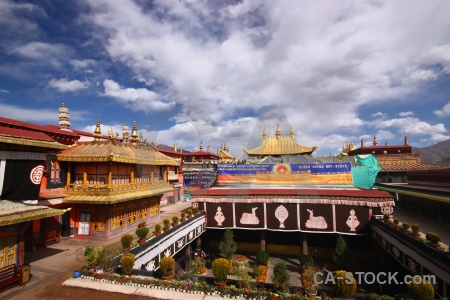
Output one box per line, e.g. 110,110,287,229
332,234,354,271
218,229,237,260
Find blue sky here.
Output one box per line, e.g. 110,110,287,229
1,0,450,158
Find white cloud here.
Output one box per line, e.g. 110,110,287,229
102,79,175,112
377,117,447,135
0,103,59,122
398,111,414,117
48,78,89,92
371,112,386,118
434,101,450,117
0,88,9,93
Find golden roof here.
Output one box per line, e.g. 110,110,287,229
244,136,317,156
0,203,67,226
57,140,178,165
218,148,234,159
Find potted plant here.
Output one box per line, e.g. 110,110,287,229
136,226,149,244
393,218,400,229
334,270,356,298
163,218,171,231
154,223,162,236
187,209,193,219
121,233,133,253
256,251,270,266
272,262,290,295
426,232,441,247
302,264,320,296
192,206,199,215
406,277,435,300
218,229,237,260
84,245,104,271
298,254,314,268
383,214,390,223
401,222,410,233
172,215,179,226
160,256,175,280
120,253,135,276
212,258,230,288
411,224,420,237
180,212,186,222
251,264,260,279
99,248,119,274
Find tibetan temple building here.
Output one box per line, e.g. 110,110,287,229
192,125,395,254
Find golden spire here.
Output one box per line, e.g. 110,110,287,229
130,121,138,145
404,136,409,145
220,143,223,150
361,137,364,147
275,122,281,139
372,134,378,146
58,103,70,129
179,146,182,153
207,145,211,152
174,142,177,152
122,122,129,143
139,132,144,145
290,124,294,137
262,127,267,140
93,119,102,141
199,140,203,151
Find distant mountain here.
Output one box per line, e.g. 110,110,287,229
413,139,450,164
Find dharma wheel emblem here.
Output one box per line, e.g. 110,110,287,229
275,205,288,228
381,206,394,215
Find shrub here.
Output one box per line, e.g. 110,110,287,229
160,256,175,277
393,218,400,226
299,254,314,267
121,233,133,249
187,208,193,216
302,264,320,290
192,206,199,214
411,224,420,235
172,215,179,224
84,245,104,267
212,258,230,284
333,270,356,298
154,223,161,232
332,235,354,271
383,214,390,221
426,232,441,245
99,248,119,271
256,251,270,266
120,253,135,274
406,278,434,300
180,212,186,219
401,222,410,231
163,218,171,228
251,265,260,277
218,229,237,260
368,293,395,300
136,226,149,240
188,257,206,275
273,262,290,294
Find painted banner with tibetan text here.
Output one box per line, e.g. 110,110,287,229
217,162,353,185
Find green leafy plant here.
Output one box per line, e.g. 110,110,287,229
160,256,175,277
272,262,290,294
84,245,104,267
188,257,206,275
180,212,186,220
383,214,390,222
192,206,199,214
298,254,314,267
332,235,354,271
154,223,161,232
163,218,171,229
334,270,356,298
136,226,149,240
230,258,251,288
393,218,400,227
256,251,270,266
411,224,420,235
212,258,230,284
426,232,441,245
99,248,119,271
218,229,237,260
401,222,410,231
187,208,193,217
121,233,133,249
406,278,434,300
172,215,179,224
120,253,135,275
251,265,260,278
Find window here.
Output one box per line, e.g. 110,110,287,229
111,210,125,230
139,205,148,220
150,201,159,217
127,207,138,224
0,235,16,268
92,213,106,232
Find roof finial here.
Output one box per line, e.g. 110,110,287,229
275,122,281,139
58,103,70,130
93,119,102,141
122,122,129,143
262,127,267,140
361,137,364,147
207,145,211,152
130,121,138,145
372,134,378,146
404,136,409,145
290,124,294,137
174,142,177,152
139,132,144,145
199,140,203,151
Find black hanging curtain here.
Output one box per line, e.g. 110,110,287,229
0,159,45,200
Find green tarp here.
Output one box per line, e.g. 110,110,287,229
352,154,381,189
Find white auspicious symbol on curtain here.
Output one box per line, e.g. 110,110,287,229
305,209,328,229
275,205,288,228
240,207,259,225
346,209,360,231
214,206,225,226
146,260,155,271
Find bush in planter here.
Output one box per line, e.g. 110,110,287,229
426,232,441,245
256,251,270,266
406,278,434,300
383,214,390,222
154,223,161,233
212,258,230,284
121,233,133,249
333,270,356,298
99,248,119,272
401,222,410,232
192,206,199,215
393,218,400,228
136,226,149,241
160,256,175,277
120,253,135,275
187,208,193,218
163,218,171,229
84,245,104,267
272,262,290,294
299,254,314,267
180,212,186,221
172,215,179,225
251,265,260,278
188,257,206,275
411,224,420,235
218,229,237,260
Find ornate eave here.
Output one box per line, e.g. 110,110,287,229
0,204,67,226
375,184,450,204
57,141,178,165
0,135,68,150
62,186,174,204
